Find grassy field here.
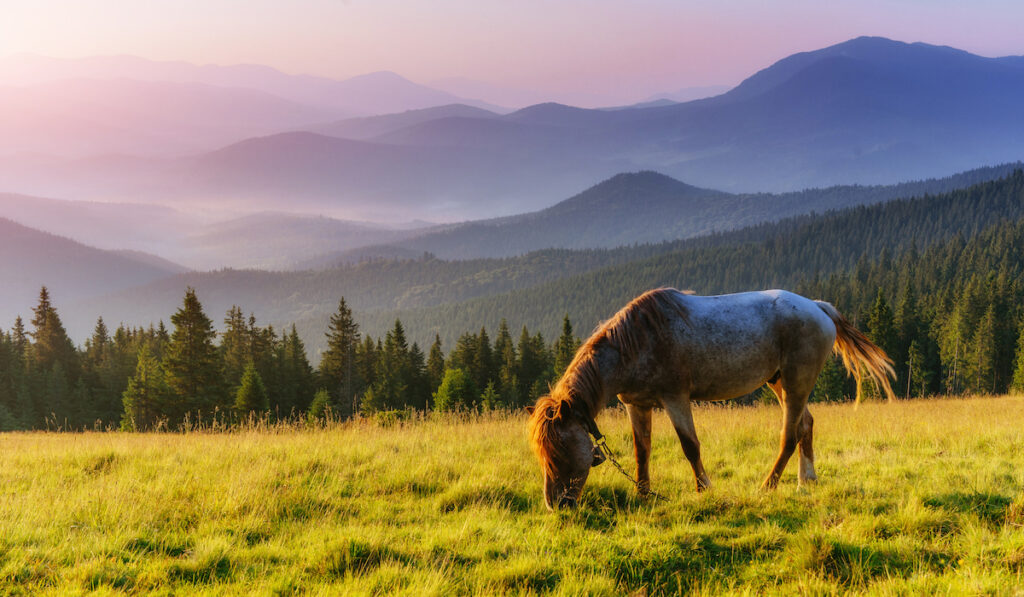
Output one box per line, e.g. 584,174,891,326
2,396,1024,595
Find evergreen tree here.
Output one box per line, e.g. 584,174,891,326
28,286,79,380
867,290,897,357
365,321,411,411
163,287,225,425
1011,318,1024,394
234,361,269,415
221,306,249,391
426,335,445,399
494,320,520,407
277,325,315,416
472,326,495,392
433,368,477,412
308,388,332,421
553,314,581,378
906,340,930,398
353,336,379,415
319,297,360,414
480,380,501,410
407,342,429,410
813,356,848,402
967,304,998,394
121,346,170,431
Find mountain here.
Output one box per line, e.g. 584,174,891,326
0,54,502,115
351,169,1024,349
58,168,1024,355
14,131,622,220
642,85,731,103
0,192,430,270
0,218,184,325
0,78,340,157
304,162,1024,261
309,104,501,140
0,192,200,256
181,213,422,270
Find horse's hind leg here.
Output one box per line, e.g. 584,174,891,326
797,405,817,483
625,403,653,496
767,381,817,485
762,379,812,490
662,396,711,492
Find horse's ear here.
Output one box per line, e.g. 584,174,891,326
524,405,535,415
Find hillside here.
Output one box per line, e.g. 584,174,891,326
307,162,1023,261
0,218,184,324
350,169,1024,348
310,104,501,140
60,170,1024,357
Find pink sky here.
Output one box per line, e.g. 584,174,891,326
3,0,1024,106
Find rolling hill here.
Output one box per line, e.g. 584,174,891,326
56,169,1024,357
304,162,1024,262
0,218,185,326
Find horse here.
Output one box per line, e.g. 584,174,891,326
527,288,895,509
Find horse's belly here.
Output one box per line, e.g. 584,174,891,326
681,329,779,401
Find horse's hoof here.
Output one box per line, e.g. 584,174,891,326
760,477,779,491
696,477,712,492
637,481,651,498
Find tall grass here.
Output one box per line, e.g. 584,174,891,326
1,396,1023,595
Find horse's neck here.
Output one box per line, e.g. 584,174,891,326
577,344,621,417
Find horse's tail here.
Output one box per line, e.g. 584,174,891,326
815,300,896,404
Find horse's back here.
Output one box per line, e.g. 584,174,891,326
667,289,836,400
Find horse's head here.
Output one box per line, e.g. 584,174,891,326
527,395,605,510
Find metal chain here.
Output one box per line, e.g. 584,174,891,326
594,437,668,502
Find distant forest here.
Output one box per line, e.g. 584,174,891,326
3,172,1024,430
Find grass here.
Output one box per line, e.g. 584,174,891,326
1,396,1024,595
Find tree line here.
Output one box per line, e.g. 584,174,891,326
0,287,582,430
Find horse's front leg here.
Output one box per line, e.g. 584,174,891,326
662,396,711,492
625,402,652,496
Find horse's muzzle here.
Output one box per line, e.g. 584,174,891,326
557,495,578,509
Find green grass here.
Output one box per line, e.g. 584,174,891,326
2,396,1024,595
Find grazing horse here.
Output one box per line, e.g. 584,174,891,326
528,288,895,509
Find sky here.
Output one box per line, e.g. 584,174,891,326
3,0,1024,106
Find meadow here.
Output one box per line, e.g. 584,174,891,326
1,396,1023,595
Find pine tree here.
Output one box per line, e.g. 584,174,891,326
494,320,519,407
163,287,225,425
906,340,930,398
29,286,78,380
1011,318,1024,394
308,388,332,421
220,306,248,391
553,314,581,378
473,326,494,391
121,346,170,431
319,297,360,413
407,342,429,410
234,361,269,415
426,335,445,400
433,368,476,412
968,304,998,394
813,356,847,402
480,381,501,410
277,325,315,416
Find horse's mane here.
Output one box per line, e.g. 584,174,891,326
529,288,689,478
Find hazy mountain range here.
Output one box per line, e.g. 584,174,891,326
2,37,1023,220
